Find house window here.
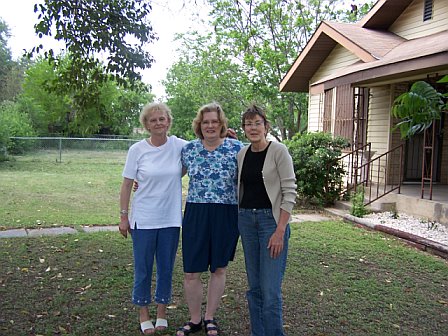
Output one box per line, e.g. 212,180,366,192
423,0,433,21
334,84,354,145
323,89,333,133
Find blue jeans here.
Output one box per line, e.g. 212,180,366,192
238,208,290,336
130,226,180,306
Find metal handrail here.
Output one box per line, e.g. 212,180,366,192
336,143,404,205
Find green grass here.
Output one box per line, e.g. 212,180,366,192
0,150,126,228
1,221,447,335
0,150,191,229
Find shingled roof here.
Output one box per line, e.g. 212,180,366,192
279,0,446,93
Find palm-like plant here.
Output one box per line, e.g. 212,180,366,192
391,79,446,139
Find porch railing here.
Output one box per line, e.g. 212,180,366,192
336,143,404,205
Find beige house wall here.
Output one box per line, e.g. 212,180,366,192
311,45,360,83
388,84,409,184
366,85,392,184
389,0,448,39
308,93,323,132
367,86,391,155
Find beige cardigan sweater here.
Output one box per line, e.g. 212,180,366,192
237,141,297,225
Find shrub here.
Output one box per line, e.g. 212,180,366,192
350,187,368,217
0,101,36,155
285,132,349,206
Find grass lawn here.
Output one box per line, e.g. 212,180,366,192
0,150,127,229
0,150,192,230
1,221,447,336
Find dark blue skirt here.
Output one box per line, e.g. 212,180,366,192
182,202,239,273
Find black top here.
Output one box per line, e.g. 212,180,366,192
240,142,272,209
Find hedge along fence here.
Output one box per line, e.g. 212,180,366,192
8,136,140,162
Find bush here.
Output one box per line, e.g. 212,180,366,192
285,132,349,206
0,101,36,155
350,187,368,217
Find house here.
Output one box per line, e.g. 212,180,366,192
280,0,448,224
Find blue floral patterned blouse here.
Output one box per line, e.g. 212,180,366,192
181,138,244,204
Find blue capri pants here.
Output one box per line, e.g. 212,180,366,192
130,226,180,306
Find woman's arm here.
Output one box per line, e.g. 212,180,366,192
119,177,134,238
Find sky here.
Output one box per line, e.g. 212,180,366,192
0,0,210,98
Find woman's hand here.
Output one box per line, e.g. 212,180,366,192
267,229,285,259
133,181,139,192
227,128,238,139
119,217,131,238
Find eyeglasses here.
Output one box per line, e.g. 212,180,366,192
201,120,220,126
243,121,264,128
148,116,167,124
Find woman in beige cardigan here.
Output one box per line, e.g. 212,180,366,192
237,104,297,336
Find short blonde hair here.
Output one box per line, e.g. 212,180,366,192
192,102,228,139
139,102,173,132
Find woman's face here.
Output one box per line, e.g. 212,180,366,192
200,111,221,141
243,115,266,144
145,110,170,136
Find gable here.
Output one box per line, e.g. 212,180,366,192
311,45,360,83
389,0,448,39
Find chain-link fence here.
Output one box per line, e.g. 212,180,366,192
9,136,140,162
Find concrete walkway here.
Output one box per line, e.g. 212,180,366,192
0,225,117,238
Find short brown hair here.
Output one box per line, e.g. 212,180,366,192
241,104,270,131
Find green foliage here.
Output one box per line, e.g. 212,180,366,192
164,36,249,139
285,132,349,206
20,56,152,136
0,18,13,102
164,0,373,140
29,0,156,88
21,57,69,134
391,81,445,139
0,101,36,155
203,0,373,140
350,187,368,217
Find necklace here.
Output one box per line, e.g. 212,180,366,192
148,136,167,148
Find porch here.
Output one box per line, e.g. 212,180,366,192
336,143,448,226
369,184,448,226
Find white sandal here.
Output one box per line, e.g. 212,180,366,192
155,318,168,330
140,320,155,334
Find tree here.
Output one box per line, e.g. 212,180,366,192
0,18,13,102
0,101,36,157
206,0,374,140
165,0,373,140
30,0,156,88
164,33,251,139
21,55,153,136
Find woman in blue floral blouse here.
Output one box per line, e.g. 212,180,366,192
176,102,244,336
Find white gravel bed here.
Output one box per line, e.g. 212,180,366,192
363,212,448,247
